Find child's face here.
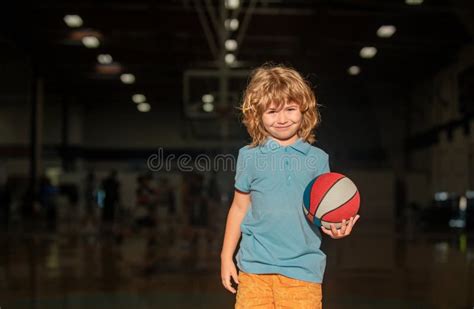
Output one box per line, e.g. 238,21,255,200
262,101,302,144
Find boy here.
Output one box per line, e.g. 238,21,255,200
221,64,360,308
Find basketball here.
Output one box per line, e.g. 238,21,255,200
303,172,360,229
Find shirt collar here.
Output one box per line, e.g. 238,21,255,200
259,137,311,155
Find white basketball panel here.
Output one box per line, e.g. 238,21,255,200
315,177,358,218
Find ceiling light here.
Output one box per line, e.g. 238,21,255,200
225,53,236,65
203,102,214,112
137,103,151,112
82,36,100,48
202,94,214,104
377,25,396,38
348,66,361,76
64,15,83,28
359,47,377,59
97,54,113,64
405,0,423,5
225,39,238,51
120,73,135,84
225,18,239,31
225,0,240,9
132,94,146,103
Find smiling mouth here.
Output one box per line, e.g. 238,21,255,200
274,125,292,129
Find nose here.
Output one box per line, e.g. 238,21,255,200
276,111,288,124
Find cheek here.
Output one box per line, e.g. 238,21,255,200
261,115,274,127
289,112,303,123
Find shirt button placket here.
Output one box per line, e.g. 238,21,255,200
284,148,291,185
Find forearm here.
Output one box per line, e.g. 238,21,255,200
221,205,248,260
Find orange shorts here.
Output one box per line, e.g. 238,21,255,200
235,272,322,309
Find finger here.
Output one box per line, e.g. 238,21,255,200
339,219,347,234
321,226,336,237
223,277,236,294
353,214,361,225
228,285,236,294
226,273,237,293
222,276,229,289
344,217,355,235
231,270,239,285
331,224,342,239
321,227,332,236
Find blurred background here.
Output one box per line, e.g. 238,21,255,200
0,0,473,308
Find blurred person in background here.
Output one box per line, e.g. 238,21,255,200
83,171,99,234
38,176,59,231
155,177,175,241
101,170,120,227
134,174,157,230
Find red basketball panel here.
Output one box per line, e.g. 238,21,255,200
321,191,360,223
309,173,345,215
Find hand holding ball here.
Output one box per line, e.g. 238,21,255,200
303,173,360,229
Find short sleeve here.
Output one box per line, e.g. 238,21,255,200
234,148,252,193
318,153,330,175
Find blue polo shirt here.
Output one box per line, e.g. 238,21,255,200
235,137,330,283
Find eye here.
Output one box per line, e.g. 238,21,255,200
267,110,276,114
286,107,297,111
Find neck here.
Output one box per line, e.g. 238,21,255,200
270,135,299,147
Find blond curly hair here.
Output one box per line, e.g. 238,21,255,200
240,64,320,147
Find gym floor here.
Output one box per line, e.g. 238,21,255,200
1,225,473,309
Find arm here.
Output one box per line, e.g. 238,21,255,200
220,189,251,294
